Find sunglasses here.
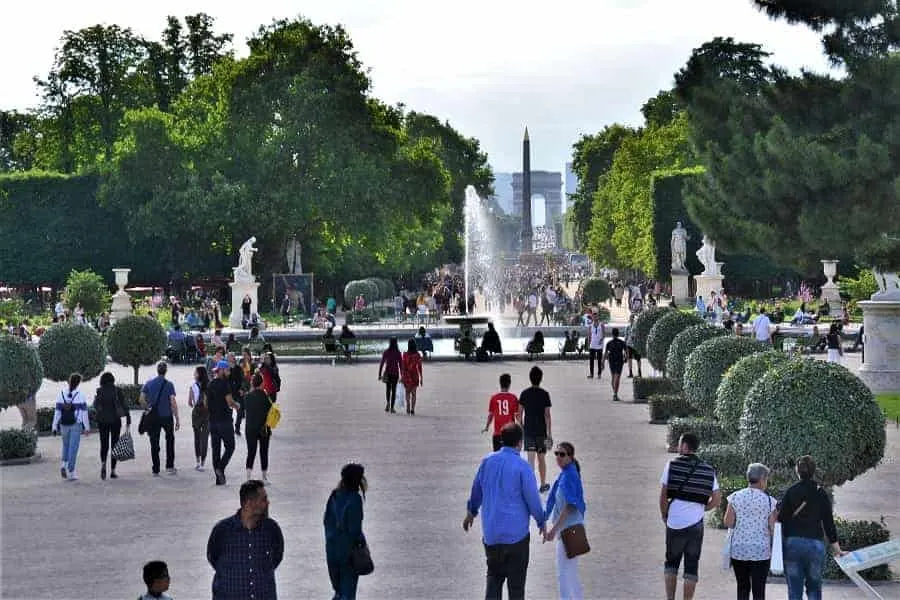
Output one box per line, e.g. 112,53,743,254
554,451,569,457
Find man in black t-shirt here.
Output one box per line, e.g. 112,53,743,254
604,327,629,402
208,360,240,485
518,366,552,493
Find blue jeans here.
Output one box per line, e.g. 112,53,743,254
783,536,825,600
59,423,82,472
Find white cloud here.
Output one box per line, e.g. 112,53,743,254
0,0,835,172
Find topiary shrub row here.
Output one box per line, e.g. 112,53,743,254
682,336,770,418
633,376,677,402
666,417,735,451
648,393,697,423
629,307,675,357
695,443,747,479
0,428,38,460
715,350,792,434
741,359,886,487
344,278,395,304
666,324,728,388
646,311,705,374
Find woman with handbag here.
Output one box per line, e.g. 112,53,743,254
188,366,210,472
324,463,370,600
543,441,587,600
723,463,777,600
93,372,131,480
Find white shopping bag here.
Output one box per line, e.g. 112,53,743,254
396,384,406,411
721,529,733,570
770,523,784,575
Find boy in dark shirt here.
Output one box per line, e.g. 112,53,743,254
604,328,629,402
518,366,552,493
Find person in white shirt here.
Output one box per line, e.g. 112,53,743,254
586,312,606,379
54,300,66,321
752,309,772,343
526,291,538,326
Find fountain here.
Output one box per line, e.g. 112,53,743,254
444,186,500,347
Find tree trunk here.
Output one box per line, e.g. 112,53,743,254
17,395,37,430
133,365,140,386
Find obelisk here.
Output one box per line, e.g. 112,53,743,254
522,127,533,253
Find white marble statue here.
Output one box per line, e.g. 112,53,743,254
235,236,258,281
872,267,900,300
696,235,719,276
671,221,689,273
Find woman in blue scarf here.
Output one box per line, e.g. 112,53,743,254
543,441,586,599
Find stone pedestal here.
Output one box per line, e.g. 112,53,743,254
858,299,900,394
110,268,132,323
693,274,724,302
229,279,260,329
820,259,841,305
671,271,690,305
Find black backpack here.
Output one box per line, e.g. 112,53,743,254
60,393,77,425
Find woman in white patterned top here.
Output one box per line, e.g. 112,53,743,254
724,463,777,600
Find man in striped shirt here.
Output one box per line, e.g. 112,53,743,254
659,433,720,600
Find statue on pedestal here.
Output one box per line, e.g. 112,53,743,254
235,237,258,282
671,221,689,273
696,235,719,276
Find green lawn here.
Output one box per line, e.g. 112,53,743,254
877,394,900,422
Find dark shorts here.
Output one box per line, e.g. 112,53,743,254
523,434,547,454
608,361,624,375
491,435,502,452
628,346,641,360
664,521,704,581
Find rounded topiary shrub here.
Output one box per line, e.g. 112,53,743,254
695,443,747,479
35,407,55,434
37,323,106,382
118,384,143,410
580,278,612,305
646,311,705,374
106,315,166,385
0,428,38,460
0,336,43,411
715,350,792,434
740,359,886,487
629,307,674,357
683,336,770,417
665,325,728,388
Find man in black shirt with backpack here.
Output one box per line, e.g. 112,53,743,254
208,360,240,485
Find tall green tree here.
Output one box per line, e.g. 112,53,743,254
568,124,635,250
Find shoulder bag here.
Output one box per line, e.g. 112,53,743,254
332,492,374,576
138,379,166,435
560,523,590,559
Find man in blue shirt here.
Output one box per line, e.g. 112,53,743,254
464,423,546,600
140,362,179,476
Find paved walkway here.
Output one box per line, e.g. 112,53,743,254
1,356,897,599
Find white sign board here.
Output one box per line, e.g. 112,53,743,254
835,539,900,599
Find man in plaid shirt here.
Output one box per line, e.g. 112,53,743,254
207,480,284,599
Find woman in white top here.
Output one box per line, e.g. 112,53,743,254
724,463,777,600
51,373,92,480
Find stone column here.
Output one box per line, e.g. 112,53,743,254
229,276,261,329
110,268,132,323
820,260,841,304
671,270,690,306
693,274,724,304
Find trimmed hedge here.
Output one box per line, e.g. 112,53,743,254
682,336,770,418
633,376,677,402
0,428,38,460
824,518,892,581
0,335,43,410
581,278,612,304
741,360,885,487
715,351,792,434
648,393,697,423
646,311,705,374
665,324,728,388
696,443,747,479
666,417,735,450
629,307,675,357
37,323,105,382
36,407,55,434
118,384,143,410
106,315,166,385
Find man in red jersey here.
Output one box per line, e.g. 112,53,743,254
482,373,520,451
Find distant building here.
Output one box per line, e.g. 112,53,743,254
511,170,562,223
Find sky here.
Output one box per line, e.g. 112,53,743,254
0,0,835,175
